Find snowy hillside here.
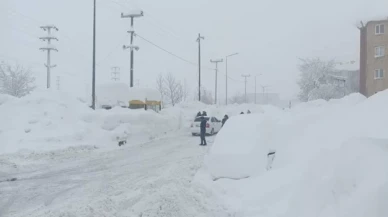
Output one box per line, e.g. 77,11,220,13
195,92,388,217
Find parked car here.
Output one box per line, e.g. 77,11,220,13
190,116,222,136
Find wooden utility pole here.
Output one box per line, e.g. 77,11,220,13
39,25,58,89
196,33,204,101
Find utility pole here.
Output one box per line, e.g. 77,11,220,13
254,74,262,104
91,0,97,110
122,10,143,88
210,58,223,104
255,76,257,104
260,85,270,104
196,33,204,101
241,74,250,103
56,76,60,90
225,52,238,105
111,66,120,81
39,25,58,89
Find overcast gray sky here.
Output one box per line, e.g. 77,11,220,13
1,0,388,101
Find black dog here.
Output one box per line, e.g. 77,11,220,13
118,140,127,146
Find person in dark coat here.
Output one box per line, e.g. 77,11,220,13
202,111,207,116
200,116,207,146
196,111,201,117
221,115,229,127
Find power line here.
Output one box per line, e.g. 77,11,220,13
136,33,244,84
135,33,197,66
96,35,129,65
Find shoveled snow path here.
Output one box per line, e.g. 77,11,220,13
0,132,232,217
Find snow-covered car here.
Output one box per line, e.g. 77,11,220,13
190,116,222,136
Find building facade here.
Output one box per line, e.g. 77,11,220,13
360,18,388,97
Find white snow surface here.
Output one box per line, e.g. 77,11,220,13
197,92,388,217
0,90,178,154
2,89,388,217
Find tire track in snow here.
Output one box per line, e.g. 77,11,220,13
0,133,232,217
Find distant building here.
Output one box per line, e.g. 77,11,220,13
359,18,388,97
332,69,360,94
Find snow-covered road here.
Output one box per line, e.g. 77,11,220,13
0,132,231,217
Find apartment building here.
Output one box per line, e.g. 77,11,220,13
359,18,388,97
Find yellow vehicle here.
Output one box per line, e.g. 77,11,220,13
97,83,162,112
128,88,162,112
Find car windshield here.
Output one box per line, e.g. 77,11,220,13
194,117,209,122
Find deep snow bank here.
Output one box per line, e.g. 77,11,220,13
204,113,281,180
196,92,388,216
286,138,388,217
0,91,179,154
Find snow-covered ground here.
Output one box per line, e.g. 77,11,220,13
197,92,388,217
0,132,234,217
0,90,263,216
1,89,388,217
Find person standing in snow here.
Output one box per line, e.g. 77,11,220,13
222,115,229,127
202,111,207,116
247,110,251,114
200,116,207,146
196,111,201,117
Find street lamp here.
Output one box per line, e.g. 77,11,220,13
225,52,238,105
210,58,223,105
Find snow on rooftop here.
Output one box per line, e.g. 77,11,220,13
128,87,161,101
96,82,160,107
96,82,130,106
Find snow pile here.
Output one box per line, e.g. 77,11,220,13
0,90,179,154
196,92,388,216
204,113,278,180
96,82,131,107
287,138,388,217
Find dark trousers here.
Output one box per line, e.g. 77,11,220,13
200,131,207,145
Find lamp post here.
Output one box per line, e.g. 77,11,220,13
225,52,238,105
210,58,223,104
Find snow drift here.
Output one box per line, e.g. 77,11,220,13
0,90,179,154
196,92,388,216
204,113,279,180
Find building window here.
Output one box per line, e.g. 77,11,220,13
375,46,385,57
375,24,385,35
375,69,384,79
